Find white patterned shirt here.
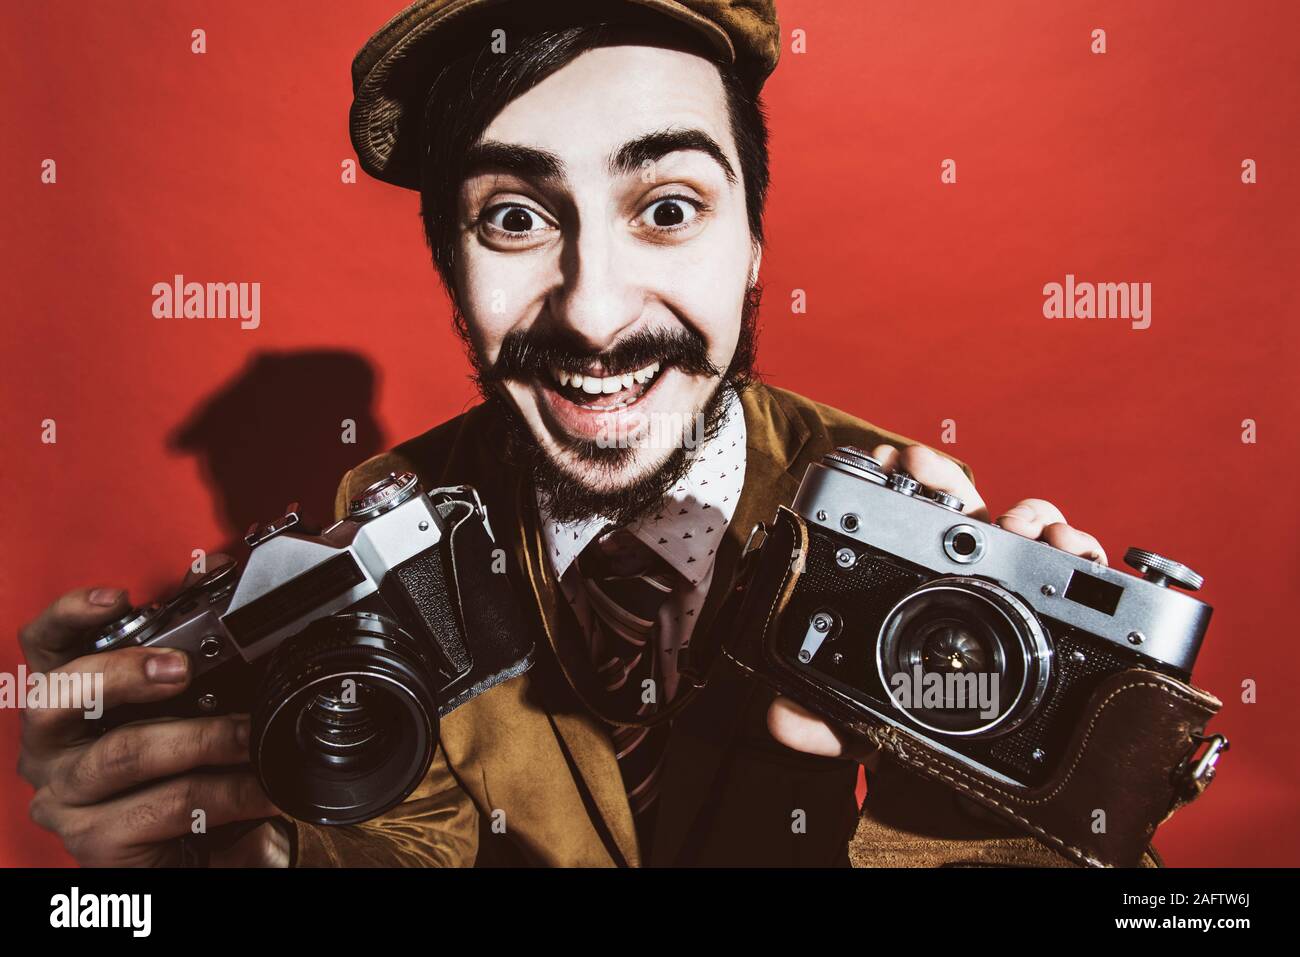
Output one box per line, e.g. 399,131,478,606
539,390,748,702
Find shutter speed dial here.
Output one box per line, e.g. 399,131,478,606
348,472,422,520
823,448,967,512
1124,548,1204,591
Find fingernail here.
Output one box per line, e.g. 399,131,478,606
89,588,123,607
234,716,251,748
144,651,188,683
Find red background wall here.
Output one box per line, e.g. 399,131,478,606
2,0,1296,867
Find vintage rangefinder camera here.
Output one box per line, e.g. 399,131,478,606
88,472,533,826
723,448,1223,794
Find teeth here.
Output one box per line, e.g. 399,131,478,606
551,361,662,396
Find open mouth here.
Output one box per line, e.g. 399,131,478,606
544,360,664,411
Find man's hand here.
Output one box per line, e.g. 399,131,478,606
16,563,288,867
767,443,1106,761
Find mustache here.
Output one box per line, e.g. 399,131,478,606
479,326,724,385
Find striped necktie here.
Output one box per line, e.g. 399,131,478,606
576,527,679,844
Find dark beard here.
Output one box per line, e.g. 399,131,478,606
482,379,732,527
459,284,762,527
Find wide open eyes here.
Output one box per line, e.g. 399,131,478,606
637,196,701,232
480,203,554,240
477,194,707,247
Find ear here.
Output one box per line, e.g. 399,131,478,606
748,242,763,288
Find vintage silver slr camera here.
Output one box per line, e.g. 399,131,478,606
88,472,533,825
724,447,1216,789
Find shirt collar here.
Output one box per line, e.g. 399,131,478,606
539,389,748,587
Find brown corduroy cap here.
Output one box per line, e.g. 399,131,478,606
350,0,780,190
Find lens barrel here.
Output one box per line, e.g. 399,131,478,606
252,612,439,825
876,578,1051,737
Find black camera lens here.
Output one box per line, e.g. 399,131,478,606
877,579,1051,737
297,685,391,769
913,620,994,678
252,613,439,825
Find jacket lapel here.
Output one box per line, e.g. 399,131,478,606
511,479,641,866
424,410,638,866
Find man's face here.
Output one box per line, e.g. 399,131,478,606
454,43,758,517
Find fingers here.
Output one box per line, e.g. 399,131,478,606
18,587,132,674
994,497,1066,538
31,770,278,868
870,443,988,520
52,714,251,806
767,696,876,763
19,647,193,777
112,770,278,846
868,448,1107,565
870,444,901,471
1041,523,1107,565
995,498,1106,563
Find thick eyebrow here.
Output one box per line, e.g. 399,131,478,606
462,141,567,183
461,128,737,188
609,128,736,184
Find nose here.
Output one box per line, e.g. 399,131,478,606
546,222,646,353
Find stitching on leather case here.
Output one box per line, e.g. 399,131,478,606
761,508,809,649
878,678,1214,809
724,508,808,682
883,762,1109,867
875,679,1216,867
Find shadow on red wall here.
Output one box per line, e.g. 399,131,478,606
170,350,386,547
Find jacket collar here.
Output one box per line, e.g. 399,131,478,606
435,408,642,865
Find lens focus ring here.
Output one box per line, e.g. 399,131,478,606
876,577,1051,738
251,612,439,826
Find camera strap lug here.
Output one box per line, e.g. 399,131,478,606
1184,732,1229,794
244,503,303,547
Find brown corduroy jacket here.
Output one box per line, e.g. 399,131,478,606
287,382,1005,867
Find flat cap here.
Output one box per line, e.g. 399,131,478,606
350,0,780,190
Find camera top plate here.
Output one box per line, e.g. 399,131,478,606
792,451,1211,675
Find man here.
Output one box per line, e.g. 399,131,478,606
17,0,1109,866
